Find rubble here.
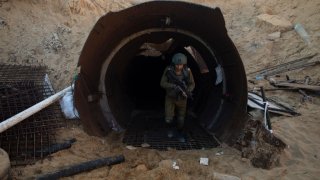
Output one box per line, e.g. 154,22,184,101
43,33,64,53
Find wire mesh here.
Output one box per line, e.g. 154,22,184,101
0,64,65,166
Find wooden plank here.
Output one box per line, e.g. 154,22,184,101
274,82,320,91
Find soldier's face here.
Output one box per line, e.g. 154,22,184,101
175,64,184,71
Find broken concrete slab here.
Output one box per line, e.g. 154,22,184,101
256,14,292,32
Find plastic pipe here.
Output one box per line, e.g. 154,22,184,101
0,86,72,133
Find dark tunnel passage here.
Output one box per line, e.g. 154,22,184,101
126,55,167,110
74,1,248,145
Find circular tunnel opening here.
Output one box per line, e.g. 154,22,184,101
75,1,248,145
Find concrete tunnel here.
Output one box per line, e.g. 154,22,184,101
74,1,248,144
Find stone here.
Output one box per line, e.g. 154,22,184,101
267,32,281,41
0,17,7,29
141,143,150,148
158,159,173,169
126,145,137,150
242,27,250,32
135,164,148,171
0,148,10,180
256,14,292,32
213,172,241,180
200,157,209,166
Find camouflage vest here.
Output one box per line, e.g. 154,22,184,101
166,66,189,85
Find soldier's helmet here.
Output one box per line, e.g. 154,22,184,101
172,53,187,65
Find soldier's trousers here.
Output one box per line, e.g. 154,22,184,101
164,96,187,129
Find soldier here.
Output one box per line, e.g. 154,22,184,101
160,53,195,140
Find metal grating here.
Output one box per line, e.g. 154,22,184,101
0,64,65,165
123,112,219,150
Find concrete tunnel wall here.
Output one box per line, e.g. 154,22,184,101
74,1,248,144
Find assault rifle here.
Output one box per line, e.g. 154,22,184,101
166,68,192,99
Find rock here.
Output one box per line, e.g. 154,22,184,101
256,14,292,32
158,159,173,169
242,27,250,32
141,143,150,148
0,148,10,180
267,32,281,41
135,164,148,171
200,157,209,166
126,145,137,150
213,172,241,180
0,17,7,29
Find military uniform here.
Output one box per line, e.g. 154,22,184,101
160,63,195,130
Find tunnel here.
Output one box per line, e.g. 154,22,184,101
74,1,248,145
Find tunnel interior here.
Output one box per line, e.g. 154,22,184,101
126,55,167,111
104,33,223,131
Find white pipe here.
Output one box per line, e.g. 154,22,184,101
0,86,72,133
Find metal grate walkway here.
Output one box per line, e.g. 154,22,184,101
123,112,219,150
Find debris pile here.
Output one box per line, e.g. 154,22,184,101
234,119,286,169
243,53,319,169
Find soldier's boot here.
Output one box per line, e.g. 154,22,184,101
176,117,186,143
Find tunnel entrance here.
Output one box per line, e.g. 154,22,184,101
74,1,248,145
